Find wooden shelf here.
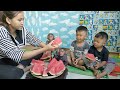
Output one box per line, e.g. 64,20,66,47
109,52,120,58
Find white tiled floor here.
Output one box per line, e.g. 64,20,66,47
21,71,96,79
21,71,120,79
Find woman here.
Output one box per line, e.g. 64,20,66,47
0,11,58,79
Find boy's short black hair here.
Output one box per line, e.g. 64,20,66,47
76,26,88,33
95,32,108,41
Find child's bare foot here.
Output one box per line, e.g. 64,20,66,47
75,65,86,71
80,66,86,71
96,74,102,79
96,72,107,79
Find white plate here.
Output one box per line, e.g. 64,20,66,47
31,68,65,79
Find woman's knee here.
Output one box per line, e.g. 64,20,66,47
0,65,24,79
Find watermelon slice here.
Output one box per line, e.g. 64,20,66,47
40,51,52,60
48,60,65,76
48,66,56,76
42,68,48,77
55,60,65,75
51,37,62,46
31,63,44,75
30,58,66,77
85,53,96,61
31,59,44,65
47,58,58,71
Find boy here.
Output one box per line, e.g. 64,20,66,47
67,26,90,70
85,32,115,79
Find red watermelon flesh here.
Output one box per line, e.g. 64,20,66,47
55,60,65,75
48,60,65,76
42,68,48,77
30,58,66,77
48,66,56,76
31,63,44,75
31,59,45,66
51,37,62,46
47,58,58,72
40,51,52,60
86,53,96,61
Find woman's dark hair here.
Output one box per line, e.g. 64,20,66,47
0,11,22,27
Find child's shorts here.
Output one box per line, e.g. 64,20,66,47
82,55,116,74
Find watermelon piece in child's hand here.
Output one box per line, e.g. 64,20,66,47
51,37,62,46
86,53,96,61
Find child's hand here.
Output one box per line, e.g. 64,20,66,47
74,59,79,65
71,57,75,62
94,63,100,69
73,59,78,66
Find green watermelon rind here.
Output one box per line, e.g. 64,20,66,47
31,71,42,76
55,67,65,76
48,67,56,76
30,66,43,76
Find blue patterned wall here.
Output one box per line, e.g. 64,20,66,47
24,11,120,52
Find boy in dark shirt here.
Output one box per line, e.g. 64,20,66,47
84,32,115,79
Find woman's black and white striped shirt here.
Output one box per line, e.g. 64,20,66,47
0,26,42,63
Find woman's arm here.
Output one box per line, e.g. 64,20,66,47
0,35,58,63
39,42,47,48
22,44,51,60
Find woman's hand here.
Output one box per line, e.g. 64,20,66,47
46,40,59,51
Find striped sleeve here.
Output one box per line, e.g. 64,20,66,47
0,26,24,63
26,29,42,47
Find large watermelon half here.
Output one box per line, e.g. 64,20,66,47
48,59,65,76
51,37,62,46
54,60,65,75
31,63,44,76
85,53,96,61
47,58,58,72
